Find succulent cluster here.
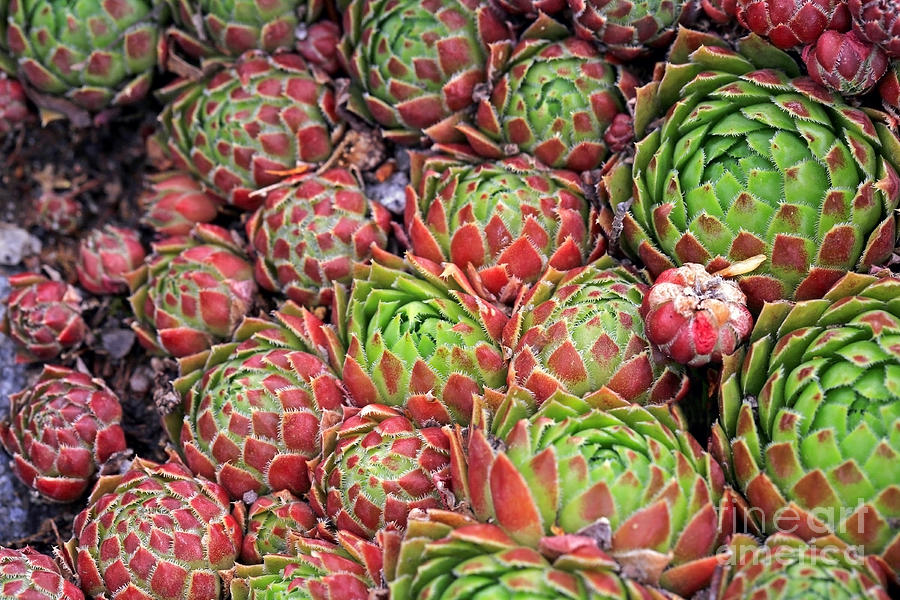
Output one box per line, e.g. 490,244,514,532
3,0,900,599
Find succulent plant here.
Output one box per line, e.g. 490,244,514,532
0,74,30,133
161,52,339,211
0,365,127,503
456,33,632,171
171,302,345,500
603,29,900,310
127,224,257,357
710,272,900,573
881,60,900,110
735,0,851,49
802,30,889,95
247,168,391,309
311,404,451,539
35,193,81,234
296,21,342,75
504,258,689,408
641,263,753,367
850,0,900,59
0,546,84,600
139,171,220,237
450,398,743,597
714,534,894,599
66,459,242,600
76,225,146,295
339,0,513,144
162,0,312,60
405,154,604,304
231,531,382,600
386,509,677,600
241,490,318,564
337,251,508,425
701,0,737,23
1,273,86,362
568,0,685,59
493,0,564,16
1,0,161,119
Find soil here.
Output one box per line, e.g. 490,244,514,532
0,103,172,551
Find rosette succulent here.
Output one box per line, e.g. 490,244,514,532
171,302,345,500
163,0,315,59
0,365,127,502
66,459,242,600
451,399,741,596
0,547,84,600
387,510,677,600
405,154,603,303
604,29,900,310
241,490,318,564
1,272,86,362
139,171,220,237
505,258,689,407
35,192,80,234
127,224,256,357
711,273,900,572
568,0,685,59
339,0,512,143
735,0,850,49
850,0,900,59
247,168,391,308
161,52,339,210
1,0,161,118
714,534,894,599
641,263,753,367
231,532,382,600
457,33,632,171
76,225,146,295
0,74,30,133
338,251,508,425
311,404,451,539
296,21,341,75
802,30,888,95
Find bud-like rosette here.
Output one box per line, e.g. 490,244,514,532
452,399,739,597
387,510,679,600
457,35,630,171
604,29,900,310
0,365,127,503
405,155,604,304
163,0,308,59
311,404,450,539
338,252,509,425
339,0,513,144
172,303,345,500
641,263,753,366
139,171,220,237
802,30,889,95
231,532,382,600
505,258,689,407
4,0,160,115
296,21,342,75
714,534,894,599
66,459,242,600
0,547,84,600
1,273,86,363
241,490,318,564
850,0,900,59
735,0,851,49
76,226,147,295
0,75,31,133
247,168,391,308
35,193,81,234
711,273,900,573
569,0,684,59
161,52,339,210
127,224,257,357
